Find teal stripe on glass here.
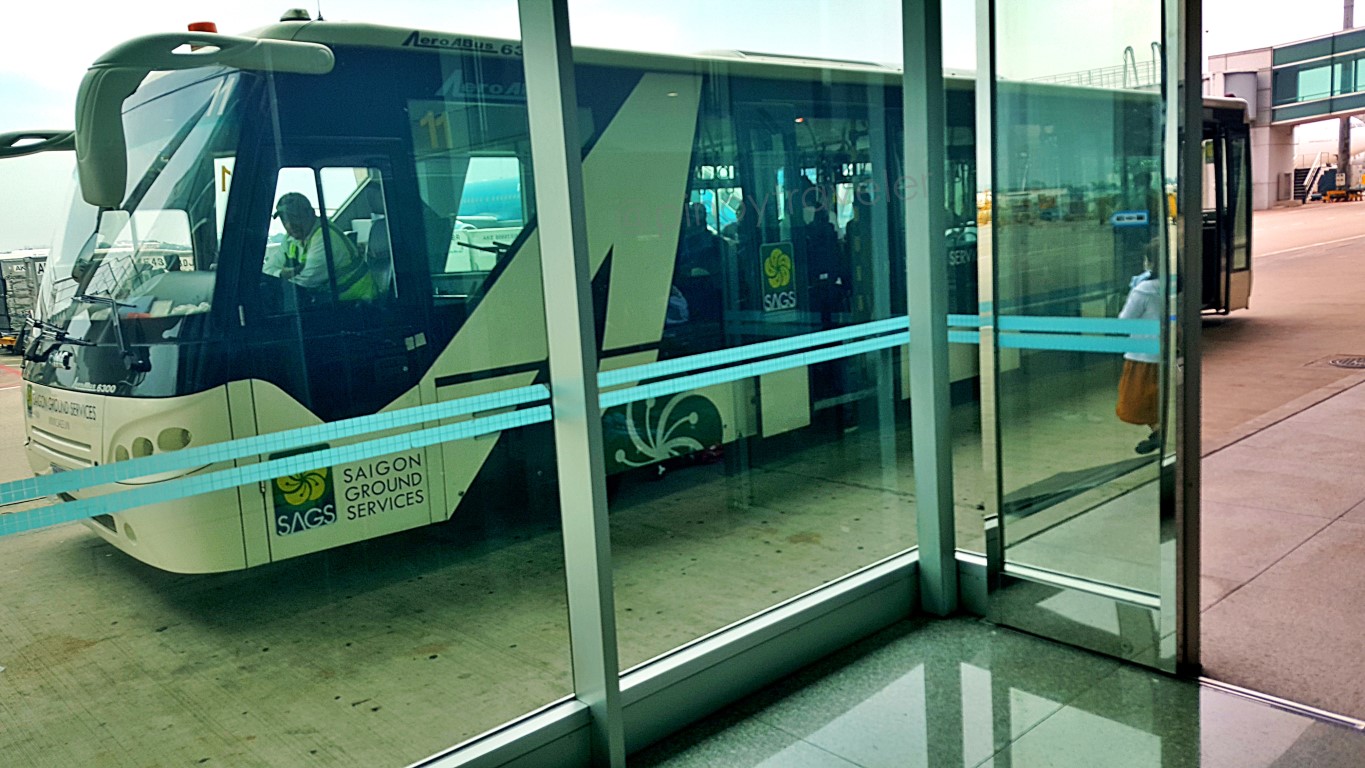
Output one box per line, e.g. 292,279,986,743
948,331,980,345
947,314,981,328
0,384,549,508
998,316,1158,336
598,316,908,388
998,333,1160,355
601,331,909,408
0,406,551,538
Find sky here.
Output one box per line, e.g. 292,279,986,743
0,0,1356,251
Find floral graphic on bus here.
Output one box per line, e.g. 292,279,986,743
602,394,723,472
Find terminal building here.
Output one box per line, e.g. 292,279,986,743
1209,26,1365,209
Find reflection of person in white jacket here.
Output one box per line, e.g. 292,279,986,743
1116,255,1162,455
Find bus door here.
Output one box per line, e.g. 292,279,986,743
404,89,558,533
247,149,441,560
1202,119,1252,313
731,100,814,438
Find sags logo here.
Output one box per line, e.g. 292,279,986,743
25,384,33,419
272,466,338,536
761,242,798,312
764,246,793,289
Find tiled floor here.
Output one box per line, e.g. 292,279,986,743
630,616,1365,768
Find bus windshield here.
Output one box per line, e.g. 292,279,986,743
46,70,240,338
32,70,243,395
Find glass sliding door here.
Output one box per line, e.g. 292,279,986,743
982,0,1185,670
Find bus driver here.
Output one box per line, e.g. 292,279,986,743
268,192,378,302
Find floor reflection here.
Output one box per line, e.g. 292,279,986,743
632,616,1365,767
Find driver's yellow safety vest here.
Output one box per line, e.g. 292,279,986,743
284,221,377,302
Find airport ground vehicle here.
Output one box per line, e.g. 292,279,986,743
1202,96,1252,314
0,250,46,351
13,16,1216,573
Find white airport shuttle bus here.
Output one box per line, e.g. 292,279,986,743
1202,96,1253,315
14,14,1191,573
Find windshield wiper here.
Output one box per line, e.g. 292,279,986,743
75,294,152,373
21,317,94,364
31,317,95,347
461,240,512,256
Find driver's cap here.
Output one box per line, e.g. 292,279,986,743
274,192,313,221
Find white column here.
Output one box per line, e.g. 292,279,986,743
904,0,958,616
517,1,626,765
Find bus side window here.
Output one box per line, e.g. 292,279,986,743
420,155,527,300
266,166,393,309
404,85,535,347
320,167,396,299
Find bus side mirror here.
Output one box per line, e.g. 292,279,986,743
75,33,335,208
23,330,47,363
0,130,75,159
70,232,102,283
70,208,129,289
75,68,144,208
